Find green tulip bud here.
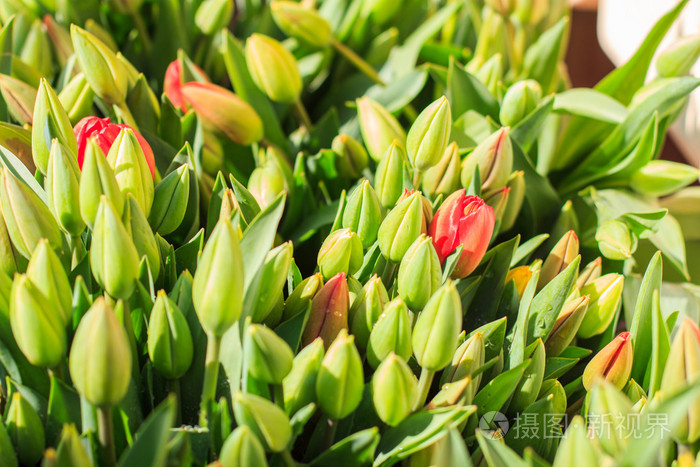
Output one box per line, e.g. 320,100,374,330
378,191,427,262
499,80,542,127
0,210,24,277
372,353,418,426
58,73,95,124
123,194,161,280
282,272,323,321
500,170,525,231
107,128,154,216
45,140,85,237
20,20,51,78
148,291,194,380
475,54,503,97
657,35,700,78
79,138,124,229
553,415,598,467
374,141,408,209
538,230,579,290
317,228,363,280
332,134,369,179
10,274,66,368
5,392,44,466
219,426,268,467
509,338,546,413
195,0,234,34
595,219,637,261
545,295,590,357
70,25,128,105
484,187,510,226
0,418,16,467
397,234,441,311
148,164,190,236
342,179,383,249
270,1,333,48
26,238,72,323
32,78,78,175
233,391,292,452
440,332,485,392
586,381,634,455
248,160,287,210
249,242,292,322
461,127,513,194
193,219,244,337
316,328,364,419
244,323,294,384
69,297,132,407
90,196,140,300
54,424,91,467
350,275,389,351
427,376,473,409
245,33,301,104
367,298,412,368
0,167,62,259
630,160,699,197
578,274,624,338
302,272,348,348
283,337,324,415
583,331,633,391
412,280,462,371
577,257,602,289
538,379,567,422
421,142,461,199
406,96,451,171
357,97,406,162
0,74,36,126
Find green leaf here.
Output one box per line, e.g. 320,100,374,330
507,269,539,369
648,213,688,278
647,290,670,397
511,141,560,230
46,374,82,445
311,427,380,467
511,234,549,267
275,303,311,353
174,229,204,276
629,251,662,383
206,172,229,237
468,317,507,362
0,144,47,204
553,88,628,123
544,357,580,380
447,57,499,121
229,173,261,226
117,396,177,467
442,245,464,283
473,361,529,416
510,95,554,152
520,18,568,94
476,428,529,467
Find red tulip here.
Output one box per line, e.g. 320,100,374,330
73,116,155,179
428,189,495,279
163,58,208,112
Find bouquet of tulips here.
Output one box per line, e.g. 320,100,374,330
0,0,700,466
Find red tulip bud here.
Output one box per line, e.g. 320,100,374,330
302,272,349,349
163,58,208,112
582,331,633,391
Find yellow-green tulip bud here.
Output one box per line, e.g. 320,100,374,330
333,134,369,179
245,33,302,104
374,141,408,209
578,274,624,338
248,159,287,210
342,179,383,248
538,230,579,290
58,73,95,124
412,280,462,371
509,338,546,413
43,15,73,67
45,140,85,237
552,416,598,467
397,234,441,311
195,0,234,35
270,1,333,48
317,228,363,280
54,424,91,467
357,97,406,162
26,238,72,323
19,20,51,78
378,191,427,262
233,391,292,452
192,219,244,337
316,328,364,419
586,381,634,455
372,353,417,426
350,275,389,351
538,379,567,422
545,295,590,357
219,426,268,467
440,332,485,392
421,142,461,199
657,35,700,78
427,376,473,409
283,338,324,415
147,291,194,380
0,210,24,277
595,219,637,261
123,194,161,280
282,272,323,321
461,127,513,194
583,331,633,391
577,257,602,289
244,323,294,384
107,128,154,217
501,170,525,231
406,96,452,171
249,242,292,322
32,78,78,175
484,186,510,225
5,392,44,466
69,297,132,407
499,80,542,127
79,138,124,229
630,160,699,197
367,298,412,368
148,164,190,236
0,74,36,125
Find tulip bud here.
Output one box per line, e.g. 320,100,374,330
43,15,73,67
357,97,406,162
54,424,91,467
545,295,590,357
505,265,533,299
538,379,567,422
350,275,389,351
586,382,635,455
583,331,633,391
374,141,408,209
70,25,127,105
32,78,78,175
372,353,418,426
195,0,234,35
249,242,292,322
427,376,474,409
660,319,700,443
429,190,495,278
500,171,525,231
461,127,513,194
248,159,287,209
367,298,412,368
5,392,44,466
595,219,637,261
509,338,546,413
0,74,36,125
342,179,383,248
233,391,292,452
10,274,65,368
657,35,700,78
484,187,510,225
553,416,598,467
412,280,462,371
181,82,263,146
577,257,602,289
193,219,245,337
499,80,542,127
317,228,363,280
45,140,85,236
440,332,485,390
270,1,333,48
302,272,349,348
630,160,699,197
397,234,441,311
378,191,427,262
123,194,161,280
316,329,364,419
538,230,579,290
148,164,190,235
107,128,154,217
283,338,324,415
79,138,124,229
244,323,294,384
421,142,461,199
26,239,72,323
282,272,323,321
245,33,301,104
406,96,452,171
396,189,433,224
219,426,268,467
69,297,132,407
578,274,624,338
148,291,194,380
0,210,24,277
90,196,140,300
332,134,369,179
0,167,62,259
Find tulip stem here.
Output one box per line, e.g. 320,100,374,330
70,234,85,269
169,379,182,426
199,333,222,427
282,449,297,467
412,169,423,189
412,368,435,412
130,11,152,53
273,384,285,409
322,416,338,451
332,40,385,86
294,99,313,130
97,406,116,466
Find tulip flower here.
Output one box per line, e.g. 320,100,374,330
316,329,364,420
147,291,194,380
397,234,442,311
233,391,292,453
302,272,349,348
58,73,95,124
367,298,412,368
107,128,155,216
422,142,461,199
545,295,590,357
73,116,155,178
350,275,389,351
244,323,294,384
248,242,293,323
342,179,383,248
582,331,633,391
283,338,324,415
317,228,363,280
406,95,452,171
499,80,542,127
372,353,417,426
163,58,208,112
45,140,85,237
378,190,428,262
270,1,333,48
5,392,44,466
333,134,369,179
578,274,624,338
219,426,268,467
538,230,579,290
357,97,406,162
26,239,72,324
429,189,495,279
595,219,637,261
282,273,323,321
460,127,513,194
246,33,302,104
148,164,190,235
195,0,234,35
440,332,485,389
374,141,408,209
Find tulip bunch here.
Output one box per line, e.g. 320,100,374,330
0,0,698,466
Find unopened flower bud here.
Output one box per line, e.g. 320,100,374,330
406,96,452,171
350,275,389,350
195,0,234,35
397,234,441,311
378,190,427,262
538,230,578,290
578,274,624,338
316,329,364,419
440,332,485,390
505,266,533,299
54,424,92,467
545,295,590,357
501,170,525,231
302,272,348,348
270,1,333,48
282,272,323,321
317,228,363,280
5,392,44,466
583,331,633,391
372,353,417,426
148,291,193,380
630,160,699,197
107,128,154,217
374,141,408,209
283,338,324,415
461,127,513,194
342,179,383,248
26,239,72,323
577,257,602,289
595,219,637,261
123,194,161,280
357,97,405,162
333,134,369,179
32,78,78,174
248,158,287,209
246,33,302,104
58,73,95,124
0,74,36,125
79,138,124,229
552,416,598,467
233,391,292,452
367,298,412,368
245,323,294,384
484,186,510,225
499,80,542,127
219,426,268,467
45,140,84,236
148,164,190,235
421,142,461,199
249,242,293,322
657,35,700,78
510,338,546,413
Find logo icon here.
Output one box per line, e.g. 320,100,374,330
479,411,509,439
